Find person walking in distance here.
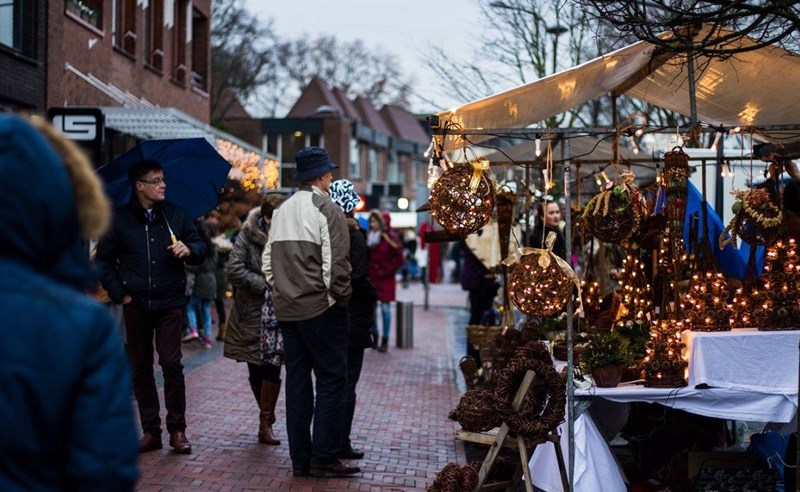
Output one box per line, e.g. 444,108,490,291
224,194,286,445
329,179,378,461
367,210,404,352
185,218,218,349
0,114,139,490
96,160,206,455
262,147,357,478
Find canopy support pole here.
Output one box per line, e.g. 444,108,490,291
564,134,575,490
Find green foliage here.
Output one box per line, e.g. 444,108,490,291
614,320,650,359
580,331,634,371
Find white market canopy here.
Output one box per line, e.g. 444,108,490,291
437,27,800,145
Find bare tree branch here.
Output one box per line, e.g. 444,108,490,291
579,0,800,57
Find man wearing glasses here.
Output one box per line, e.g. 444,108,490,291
96,161,206,455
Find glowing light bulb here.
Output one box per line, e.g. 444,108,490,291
535,137,542,157
710,130,722,151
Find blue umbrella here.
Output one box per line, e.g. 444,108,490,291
97,138,232,219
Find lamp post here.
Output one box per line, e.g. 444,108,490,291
546,24,568,74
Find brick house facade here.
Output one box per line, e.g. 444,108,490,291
47,0,211,122
0,0,48,111
223,76,431,212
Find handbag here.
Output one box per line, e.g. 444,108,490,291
260,285,283,366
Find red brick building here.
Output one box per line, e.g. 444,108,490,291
224,76,431,212
0,0,48,111
47,0,211,121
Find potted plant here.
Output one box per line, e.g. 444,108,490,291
580,331,634,388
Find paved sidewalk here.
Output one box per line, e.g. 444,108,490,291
135,282,471,491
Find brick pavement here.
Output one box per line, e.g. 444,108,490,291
135,281,472,491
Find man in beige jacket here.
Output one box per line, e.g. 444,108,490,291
262,146,355,478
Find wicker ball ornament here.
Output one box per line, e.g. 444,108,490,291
721,188,782,248
582,189,641,244
507,251,574,317
455,388,502,432
429,164,495,236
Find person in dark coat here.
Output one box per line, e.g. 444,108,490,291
0,114,138,490
224,194,286,445
329,179,378,460
96,160,206,455
529,201,566,259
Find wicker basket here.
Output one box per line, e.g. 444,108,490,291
644,368,687,388
552,343,584,363
591,365,625,388
736,210,780,246
466,325,504,352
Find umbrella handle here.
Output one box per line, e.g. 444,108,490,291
163,215,178,245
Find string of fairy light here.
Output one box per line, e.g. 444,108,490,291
215,139,280,191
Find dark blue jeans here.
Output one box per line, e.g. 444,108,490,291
280,305,349,468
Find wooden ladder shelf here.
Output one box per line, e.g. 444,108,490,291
456,370,570,492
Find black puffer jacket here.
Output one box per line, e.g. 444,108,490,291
347,218,378,350
96,199,206,311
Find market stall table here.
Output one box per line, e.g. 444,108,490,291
530,329,800,491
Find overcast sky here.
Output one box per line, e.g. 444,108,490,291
243,0,487,114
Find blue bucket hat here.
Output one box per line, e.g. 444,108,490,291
294,146,338,182
329,179,361,214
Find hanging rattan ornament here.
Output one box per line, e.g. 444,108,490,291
502,232,583,317
581,171,642,244
429,158,495,237
663,147,690,237
720,188,782,249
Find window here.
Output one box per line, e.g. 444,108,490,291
349,139,360,178
387,151,399,183
1,0,34,56
266,134,279,156
146,0,163,70
280,133,306,164
65,0,102,29
172,0,188,83
190,7,208,90
113,0,136,56
368,148,378,181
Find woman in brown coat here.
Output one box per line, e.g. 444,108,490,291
224,194,285,444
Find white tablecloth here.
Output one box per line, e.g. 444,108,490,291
529,413,627,492
580,384,797,423
682,328,800,393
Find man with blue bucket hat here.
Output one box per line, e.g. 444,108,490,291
262,147,358,477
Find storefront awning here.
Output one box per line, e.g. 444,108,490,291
101,107,280,190
101,107,264,155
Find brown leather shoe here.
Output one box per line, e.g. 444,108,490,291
308,461,360,477
139,432,162,453
292,467,309,477
338,445,365,460
169,431,192,454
